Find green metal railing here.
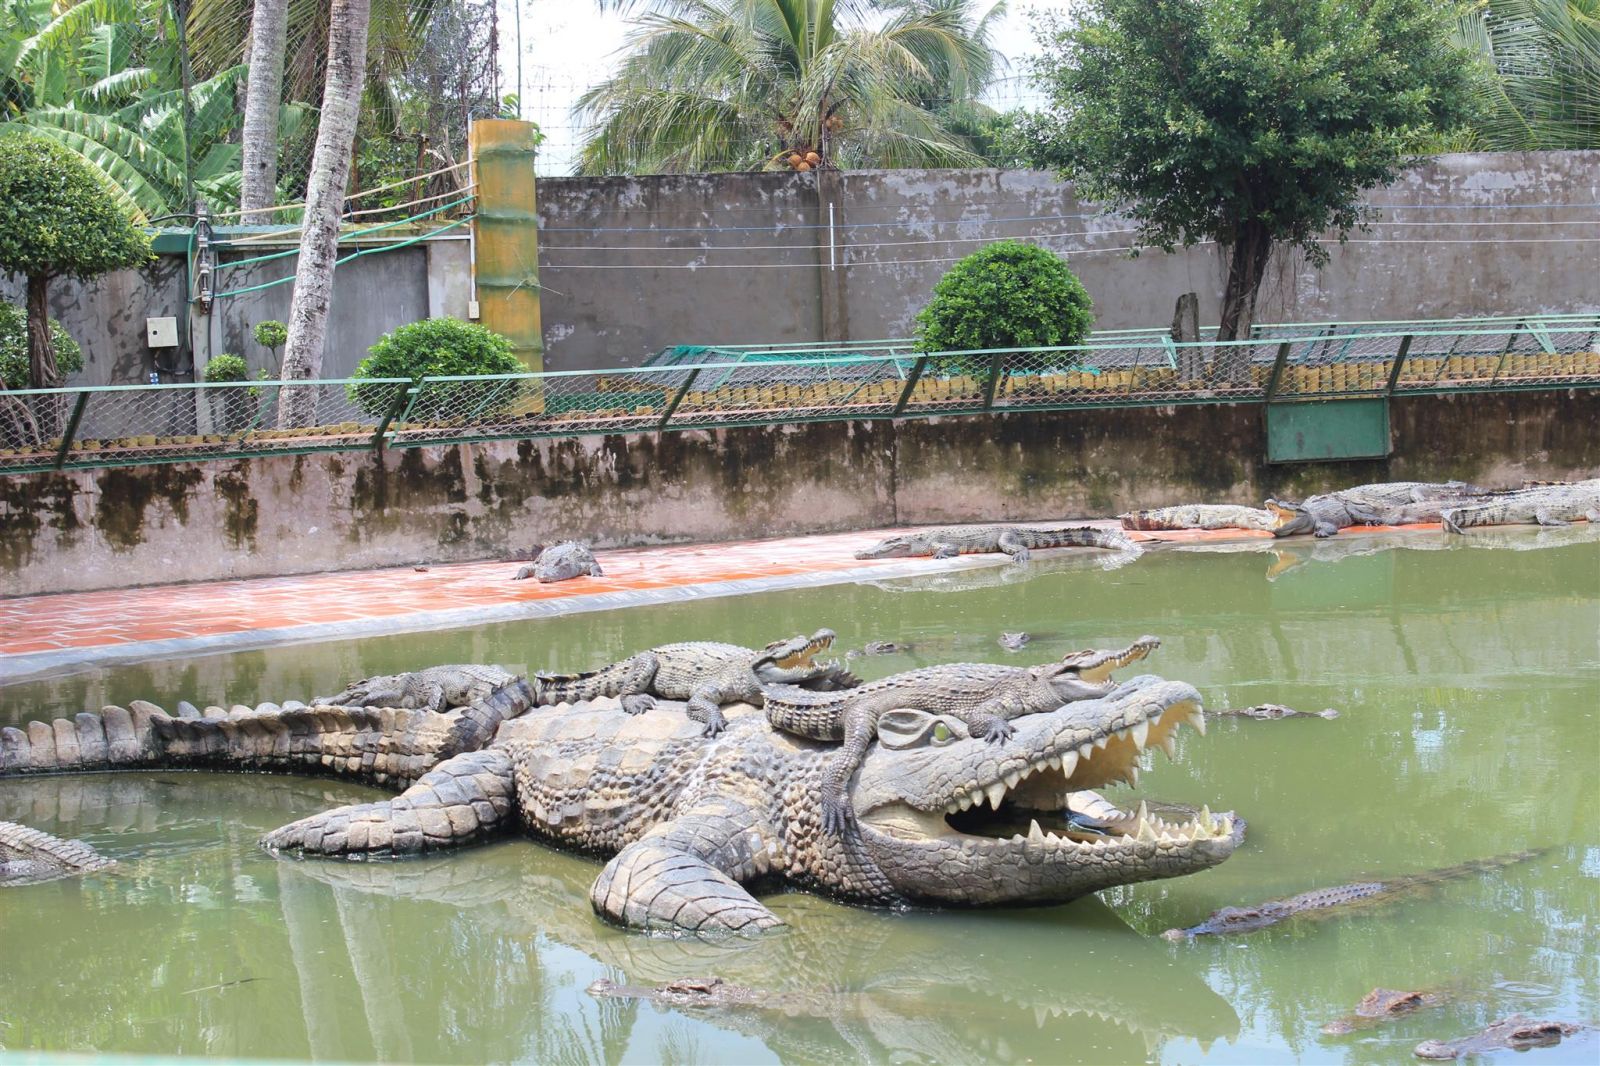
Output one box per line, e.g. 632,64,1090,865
2,315,1596,476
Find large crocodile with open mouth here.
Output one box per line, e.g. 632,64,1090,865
1441,478,1600,533
855,525,1140,563
531,629,857,737
1267,481,1485,538
763,637,1162,834
0,674,1232,935
0,819,116,886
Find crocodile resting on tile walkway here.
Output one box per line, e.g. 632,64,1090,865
1268,481,1486,538
855,525,1140,563
0,673,1233,935
0,819,116,886
763,637,1163,835
531,629,858,737
317,664,516,712
1119,505,1280,532
1441,478,1600,533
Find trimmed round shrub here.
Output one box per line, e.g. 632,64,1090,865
202,353,250,382
0,301,82,389
351,317,524,419
253,320,288,350
915,241,1095,375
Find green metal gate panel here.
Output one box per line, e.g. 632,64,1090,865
1266,398,1391,463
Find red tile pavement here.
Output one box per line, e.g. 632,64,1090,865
0,520,1440,662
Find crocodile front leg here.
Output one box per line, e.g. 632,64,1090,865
590,793,782,935
685,685,730,737
996,530,1032,564
261,749,516,856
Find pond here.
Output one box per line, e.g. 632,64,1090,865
2,527,1598,1064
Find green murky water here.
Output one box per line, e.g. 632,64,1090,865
2,528,1598,1064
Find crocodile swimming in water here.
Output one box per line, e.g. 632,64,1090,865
532,629,857,737
1119,505,1280,532
855,525,1140,564
1441,478,1600,533
1320,987,1451,1036
0,674,1233,935
1268,482,1486,538
1414,1016,1586,1059
514,541,602,582
1161,849,1546,939
0,819,116,885
316,664,516,712
763,637,1163,834
1209,704,1340,720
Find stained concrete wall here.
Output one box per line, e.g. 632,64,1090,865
3,389,1594,596
0,236,470,385
535,151,1600,370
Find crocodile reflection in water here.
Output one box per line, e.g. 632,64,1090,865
279,846,1242,1062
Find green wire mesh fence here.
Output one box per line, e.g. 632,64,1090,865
3,316,1597,476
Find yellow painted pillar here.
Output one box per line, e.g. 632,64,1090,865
468,119,542,373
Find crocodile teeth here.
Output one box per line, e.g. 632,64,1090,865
1060,750,1079,777
970,789,986,809
1126,765,1140,788
1136,801,1149,824
1191,709,1207,736
1156,734,1177,760
1199,805,1213,830
1094,734,1110,750
1130,720,1150,749
1136,819,1158,843
1047,755,1062,771
1078,742,1094,761
985,781,1007,809
1004,770,1021,789
946,801,960,814
1028,819,1045,844
957,793,973,811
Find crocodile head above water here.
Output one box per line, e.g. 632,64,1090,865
851,675,1236,906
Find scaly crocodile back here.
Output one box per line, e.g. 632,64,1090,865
1,820,116,881
534,659,645,704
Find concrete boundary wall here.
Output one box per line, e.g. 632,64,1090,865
3,390,1595,596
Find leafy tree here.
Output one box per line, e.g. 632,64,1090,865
0,0,253,220
0,301,81,390
915,240,1093,374
1455,0,1599,149
0,135,151,397
1012,0,1480,355
577,0,1005,173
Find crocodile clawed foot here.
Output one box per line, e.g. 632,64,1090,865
820,795,858,837
699,711,727,737
621,694,657,716
981,721,1016,744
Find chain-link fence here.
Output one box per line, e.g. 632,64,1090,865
3,318,1597,476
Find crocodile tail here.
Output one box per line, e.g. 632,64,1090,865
532,661,638,705
0,691,523,789
762,683,851,741
1038,526,1141,553
0,820,115,874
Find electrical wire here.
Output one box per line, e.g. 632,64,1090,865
213,159,473,221
210,216,474,299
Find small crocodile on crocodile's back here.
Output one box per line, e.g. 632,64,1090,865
764,637,1162,834
317,665,516,712
1119,505,1280,532
1161,849,1546,939
855,525,1140,563
532,630,856,736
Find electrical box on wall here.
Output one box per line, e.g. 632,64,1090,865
146,317,178,347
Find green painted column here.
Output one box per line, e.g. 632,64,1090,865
468,120,542,376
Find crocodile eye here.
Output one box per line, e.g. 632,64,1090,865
932,723,953,744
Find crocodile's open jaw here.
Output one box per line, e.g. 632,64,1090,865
852,677,1236,905
1266,500,1314,537
763,629,836,670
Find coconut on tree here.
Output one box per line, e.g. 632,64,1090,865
576,0,1008,174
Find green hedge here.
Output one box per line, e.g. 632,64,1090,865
350,317,524,419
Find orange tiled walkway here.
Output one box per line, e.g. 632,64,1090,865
0,520,1438,681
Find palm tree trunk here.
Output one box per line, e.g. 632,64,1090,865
241,0,289,217
277,0,370,429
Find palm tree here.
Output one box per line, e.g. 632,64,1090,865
241,0,288,215
576,0,1007,174
277,0,369,427
1457,0,1600,149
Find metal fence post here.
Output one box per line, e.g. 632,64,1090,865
53,391,90,469
981,351,1007,410
1263,342,1292,400
657,367,703,430
372,385,417,451
891,355,931,417
1384,335,1414,395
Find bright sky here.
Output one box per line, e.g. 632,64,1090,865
497,1,1075,175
